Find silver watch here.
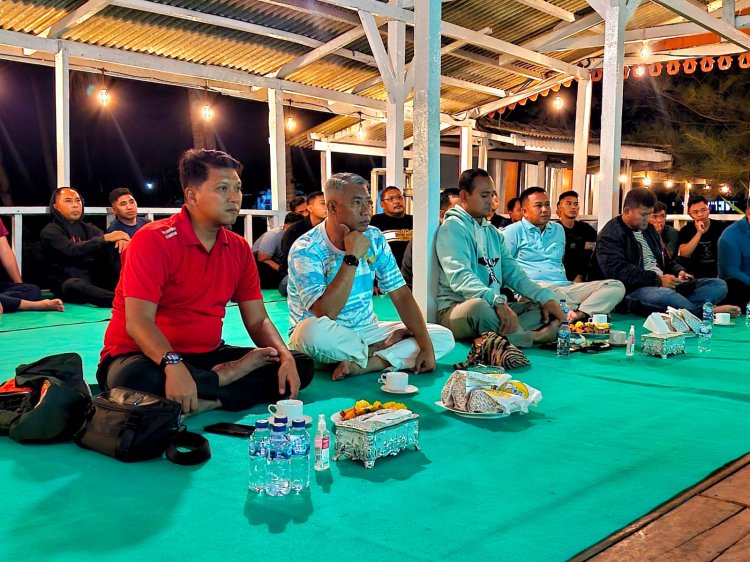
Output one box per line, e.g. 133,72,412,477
492,294,508,307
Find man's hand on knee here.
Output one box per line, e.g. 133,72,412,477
165,363,198,413
495,303,520,334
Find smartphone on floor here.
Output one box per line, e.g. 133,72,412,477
204,422,255,438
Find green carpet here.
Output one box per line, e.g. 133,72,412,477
2,298,749,561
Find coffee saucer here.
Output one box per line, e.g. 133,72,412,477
714,322,735,327
380,384,418,395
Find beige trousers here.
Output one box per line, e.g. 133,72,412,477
538,280,625,316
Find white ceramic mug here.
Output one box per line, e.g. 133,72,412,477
268,399,304,420
610,330,627,345
592,313,608,325
378,371,409,391
715,312,731,325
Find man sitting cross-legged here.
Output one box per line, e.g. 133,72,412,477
98,149,313,414
593,188,735,318
503,187,625,323
436,169,564,348
287,172,455,381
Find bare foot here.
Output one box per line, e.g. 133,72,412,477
212,347,280,386
383,327,413,348
532,320,560,345
368,341,387,356
182,399,222,418
18,299,65,312
715,305,741,317
332,355,390,381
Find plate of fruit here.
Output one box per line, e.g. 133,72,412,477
570,320,610,339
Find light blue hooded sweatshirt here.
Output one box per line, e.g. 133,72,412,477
435,204,555,312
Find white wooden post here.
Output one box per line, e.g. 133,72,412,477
459,126,473,172
386,11,406,189
267,89,287,218
55,46,70,188
477,137,488,170
411,0,442,321
572,76,592,192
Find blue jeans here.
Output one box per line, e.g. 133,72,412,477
626,278,728,317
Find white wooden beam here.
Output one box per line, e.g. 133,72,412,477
386,6,406,189
55,47,70,188
256,0,360,25
273,26,368,79
652,0,750,49
585,0,609,19
268,89,287,215
724,0,736,25
440,76,506,99
466,75,574,118
511,0,576,22
460,126,473,172
359,11,399,101
447,49,546,80
46,0,113,39
572,77,592,193
411,0,442,321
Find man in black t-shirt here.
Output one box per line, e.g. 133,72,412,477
278,191,327,295
677,196,728,278
488,193,511,229
369,186,413,268
556,191,598,282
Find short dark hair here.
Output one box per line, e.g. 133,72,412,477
178,149,243,191
507,197,521,212
458,168,491,194
687,195,708,209
623,187,657,210
53,187,81,204
307,190,324,204
557,190,579,205
520,186,547,206
109,187,133,206
284,212,304,225
288,196,307,211
440,189,458,211
381,185,401,198
653,201,667,213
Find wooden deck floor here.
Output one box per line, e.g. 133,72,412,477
573,454,750,561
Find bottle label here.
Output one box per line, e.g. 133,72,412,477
315,435,330,449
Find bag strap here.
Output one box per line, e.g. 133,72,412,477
165,429,211,466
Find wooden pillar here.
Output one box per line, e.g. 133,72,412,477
55,47,70,188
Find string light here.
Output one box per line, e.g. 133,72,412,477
98,69,110,106
552,95,564,110
720,184,730,194
665,180,674,188
285,100,296,131
356,112,366,140
643,175,652,186
619,174,628,184
202,84,213,121
704,185,711,191
640,41,651,59
634,65,646,77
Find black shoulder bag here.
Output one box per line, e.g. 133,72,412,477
75,387,211,465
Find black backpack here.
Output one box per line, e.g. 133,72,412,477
0,353,92,443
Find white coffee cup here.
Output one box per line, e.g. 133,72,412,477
268,399,304,420
592,313,608,325
378,371,409,391
715,312,731,325
610,330,627,345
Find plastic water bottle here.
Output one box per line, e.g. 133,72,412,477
745,301,750,327
248,419,270,493
266,423,292,496
626,325,636,357
556,299,571,357
698,321,712,352
314,414,330,471
289,419,311,492
702,301,715,327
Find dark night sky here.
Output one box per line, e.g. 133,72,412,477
0,59,378,209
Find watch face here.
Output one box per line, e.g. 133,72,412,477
164,352,181,364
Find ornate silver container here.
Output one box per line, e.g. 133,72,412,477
641,332,686,359
332,413,420,469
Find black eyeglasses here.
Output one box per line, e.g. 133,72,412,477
383,195,404,202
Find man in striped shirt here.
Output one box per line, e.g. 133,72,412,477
593,188,733,318
287,173,454,381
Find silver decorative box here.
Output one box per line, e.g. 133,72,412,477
641,332,686,359
332,413,420,469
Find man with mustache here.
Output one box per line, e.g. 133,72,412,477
98,149,313,415
370,185,413,268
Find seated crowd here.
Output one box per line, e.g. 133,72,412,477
3,153,749,417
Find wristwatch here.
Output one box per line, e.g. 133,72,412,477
343,254,359,267
492,294,508,307
160,351,183,370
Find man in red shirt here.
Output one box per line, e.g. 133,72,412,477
98,149,313,414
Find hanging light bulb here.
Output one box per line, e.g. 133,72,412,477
704,185,711,191
665,179,674,188
720,184,730,194
98,69,110,106
202,104,213,121
643,175,652,186
634,65,646,77
285,101,296,131
640,41,651,59
619,174,628,184
552,95,564,110
356,112,366,140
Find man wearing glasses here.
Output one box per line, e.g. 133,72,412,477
369,186,413,268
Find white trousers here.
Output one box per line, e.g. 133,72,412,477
288,316,455,370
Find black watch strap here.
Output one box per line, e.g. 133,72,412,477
343,254,359,267
160,351,183,370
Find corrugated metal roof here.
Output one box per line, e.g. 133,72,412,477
0,0,721,124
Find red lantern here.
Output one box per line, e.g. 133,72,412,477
700,57,715,72
623,66,631,79
666,60,681,75
648,63,663,77
717,55,732,70
683,59,697,74
591,68,603,81
739,53,750,68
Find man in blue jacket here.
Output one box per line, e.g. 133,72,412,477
594,188,735,317
718,198,750,307
436,168,564,348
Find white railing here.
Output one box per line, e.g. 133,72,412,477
0,206,285,275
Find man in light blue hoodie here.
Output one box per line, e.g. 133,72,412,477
436,169,564,348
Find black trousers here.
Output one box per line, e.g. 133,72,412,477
96,345,314,411
724,278,750,308
60,278,115,307
0,282,42,312
255,260,283,290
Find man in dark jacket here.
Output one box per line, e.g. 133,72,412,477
40,187,128,307
594,188,732,318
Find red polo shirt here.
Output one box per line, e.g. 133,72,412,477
101,207,262,359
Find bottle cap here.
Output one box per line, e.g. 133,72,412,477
273,415,288,425
291,418,306,428
317,413,327,429
272,423,287,432
255,419,269,429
